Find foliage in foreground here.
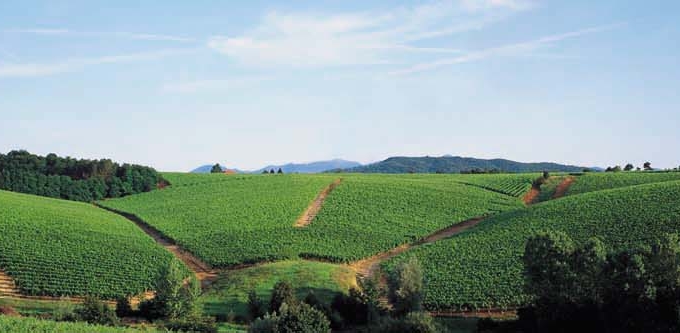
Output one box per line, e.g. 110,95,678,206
519,232,680,332
0,315,155,333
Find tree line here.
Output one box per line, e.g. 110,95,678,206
0,150,165,202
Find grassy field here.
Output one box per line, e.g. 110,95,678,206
199,260,356,320
385,179,680,310
0,316,158,333
0,190,180,298
566,171,680,195
99,173,527,266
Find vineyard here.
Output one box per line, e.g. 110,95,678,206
0,316,157,333
0,190,180,299
384,179,680,310
98,173,527,266
451,173,538,197
566,171,680,196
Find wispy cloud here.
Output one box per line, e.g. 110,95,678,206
4,28,195,42
207,0,534,68
390,23,624,75
0,49,195,78
161,76,273,93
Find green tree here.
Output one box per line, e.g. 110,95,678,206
270,281,296,313
248,290,267,321
210,164,223,173
155,260,190,319
74,296,119,326
277,168,283,174
624,163,635,171
388,256,424,316
644,161,652,170
275,303,331,333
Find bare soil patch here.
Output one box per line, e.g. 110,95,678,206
522,187,540,205
552,176,576,199
294,178,342,227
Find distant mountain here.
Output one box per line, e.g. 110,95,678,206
342,156,589,174
191,159,362,174
253,159,362,174
190,164,243,173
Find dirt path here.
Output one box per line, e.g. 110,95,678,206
94,204,219,288
349,217,486,278
552,176,576,199
295,178,342,227
522,187,540,205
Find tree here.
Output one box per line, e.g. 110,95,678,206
644,161,652,170
388,256,424,316
523,231,575,301
543,171,550,179
154,260,196,319
277,168,283,174
270,169,275,174
275,303,331,333
210,164,223,173
262,170,270,174
74,296,119,326
248,290,267,321
624,164,634,171
270,281,296,313
612,165,622,172
115,296,133,318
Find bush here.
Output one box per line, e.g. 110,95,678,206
163,314,217,333
115,297,133,318
269,281,296,313
248,290,267,322
388,256,424,316
373,312,437,333
73,296,119,326
249,313,278,333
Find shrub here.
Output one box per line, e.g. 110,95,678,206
275,303,330,333
388,256,424,316
115,297,133,318
270,281,296,313
248,290,267,321
73,296,119,326
373,312,437,333
163,314,217,333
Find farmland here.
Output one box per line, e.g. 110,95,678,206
0,316,158,333
566,171,680,195
0,190,180,299
384,179,680,310
99,173,528,266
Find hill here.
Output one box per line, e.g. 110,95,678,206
384,178,680,310
253,159,361,174
343,155,587,173
191,159,361,174
0,190,180,298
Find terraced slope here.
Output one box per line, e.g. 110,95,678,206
385,180,680,311
0,190,179,298
567,172,680,195
100,173,525,267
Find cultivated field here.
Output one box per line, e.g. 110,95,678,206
98,173,528,266
384,179,680,310
0,190,180,298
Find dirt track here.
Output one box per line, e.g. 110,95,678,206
94,204,219,288
349,217,486,278
552,176,576,199
295,178,342,227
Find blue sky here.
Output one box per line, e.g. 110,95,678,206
1,1,678,171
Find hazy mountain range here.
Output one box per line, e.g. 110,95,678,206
191,159,361,174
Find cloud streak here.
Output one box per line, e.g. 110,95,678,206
4,28,195,42
207,0,534,68
0,49,195,78
390,23,625,75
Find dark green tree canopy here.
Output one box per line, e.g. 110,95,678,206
210,163,223,173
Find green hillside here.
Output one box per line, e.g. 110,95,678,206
567,171,680,195
344,156,585,173
98,173,527,266
0,190,180,298
0,316,158,333
384,180,680,310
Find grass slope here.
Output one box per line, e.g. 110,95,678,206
0,190,179,298
385,180,680,310
567,172,680,195
100,174,525,266
199,260,356,320
0,316,157,332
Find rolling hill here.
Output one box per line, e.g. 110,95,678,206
191,159,361,174
343,155,588,173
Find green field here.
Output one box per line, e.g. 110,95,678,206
385,179,680,310
99,173,527,266
0,316,158,333
199,260,356,320
0,190,180,298
566,171,680,195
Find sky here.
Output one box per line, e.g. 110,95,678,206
1,0,679,172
